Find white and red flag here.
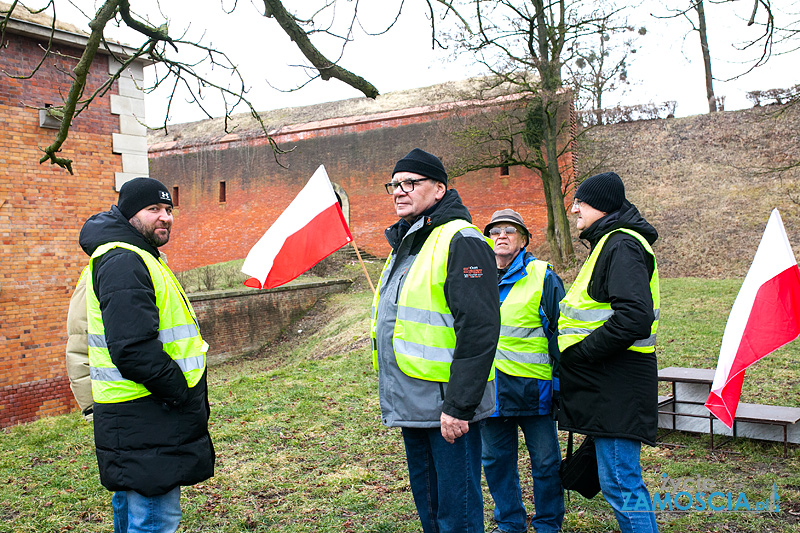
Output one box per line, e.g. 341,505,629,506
241,165,352,290
705,209,800,427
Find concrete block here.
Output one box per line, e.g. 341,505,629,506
109,58,144,82
119,115,147,136
110,95,146,117
116,172,147,191
658,380,800,444
112,133,147,154
117,76,143,99
127,61,144,82
108,56,122,74
675,382,711,403
121,153,149,174
736,422,787,443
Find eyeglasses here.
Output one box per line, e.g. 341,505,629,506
488,226,518,236
384,178,431,194
572,198,584,209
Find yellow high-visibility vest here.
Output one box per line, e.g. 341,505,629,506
86,242,207,403
558,229,660,353
371,220,495,382
497,259,552,379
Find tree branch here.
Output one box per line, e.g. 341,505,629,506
117,0,177,52
748,0,759,26
38,0,121,173
1,1,58,80
262,0,378,98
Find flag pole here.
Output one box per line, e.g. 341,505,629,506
350,241,375,294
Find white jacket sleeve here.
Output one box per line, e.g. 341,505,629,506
66,269,93,421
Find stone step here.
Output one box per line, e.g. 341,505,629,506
333,245,381,263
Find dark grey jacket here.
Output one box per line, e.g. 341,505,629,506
374,190,500,427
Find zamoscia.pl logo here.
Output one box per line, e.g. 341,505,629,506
622,474,780,513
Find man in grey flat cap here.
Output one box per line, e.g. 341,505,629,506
481,209,565,533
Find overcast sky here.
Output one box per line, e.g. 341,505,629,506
55,1,799,125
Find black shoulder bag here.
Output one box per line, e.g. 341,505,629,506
559,431,601,499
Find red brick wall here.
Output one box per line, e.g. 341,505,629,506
0,33,121,427
191,280,352,364
0,376,72,427
150,105,572,272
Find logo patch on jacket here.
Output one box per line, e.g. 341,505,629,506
463,266,483,278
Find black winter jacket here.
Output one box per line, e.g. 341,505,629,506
79,206,215,496
557,201,660,445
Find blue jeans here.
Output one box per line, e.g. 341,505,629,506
594,437,658,533
482,416,564,533
401,424,484,533
112,487,182,533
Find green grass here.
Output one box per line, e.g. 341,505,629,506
1,279,798,532
658,278,800,406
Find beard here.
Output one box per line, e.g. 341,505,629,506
129,216,170,248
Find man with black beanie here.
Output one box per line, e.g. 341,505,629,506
557,171,660,532
371,148,500,532
78,177,214,533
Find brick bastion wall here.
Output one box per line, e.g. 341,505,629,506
0,279,351,427
189,279,353,365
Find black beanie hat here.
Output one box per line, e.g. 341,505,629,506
575,171,625,213
392,148,448,185
118,177,173,219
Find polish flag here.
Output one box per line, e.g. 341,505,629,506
705,209,800,428
241,165,352,289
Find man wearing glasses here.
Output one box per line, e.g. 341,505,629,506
481,209,565,533
370,148,500,532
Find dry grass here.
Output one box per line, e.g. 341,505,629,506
574,103,800,280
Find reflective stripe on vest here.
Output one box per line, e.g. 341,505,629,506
86,241,207,403
371,220,496,383
496,259,552,379
558,228,660,354
90,356,205,382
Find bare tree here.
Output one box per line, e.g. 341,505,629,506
569,17,646,124
440,85,577,264
654,0,800,113
0,0,389,173
693,0,717,113
433,0,626,267
695,0,717,112
653,1,718,112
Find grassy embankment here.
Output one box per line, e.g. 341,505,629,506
1,277,798,532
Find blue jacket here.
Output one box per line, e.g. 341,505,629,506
493,250,565,417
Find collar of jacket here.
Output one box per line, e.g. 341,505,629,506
79,205,161,259
499,249,533,286
498,250,537,304
384,189,472,250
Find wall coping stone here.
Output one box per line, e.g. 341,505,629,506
188,278,353,302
